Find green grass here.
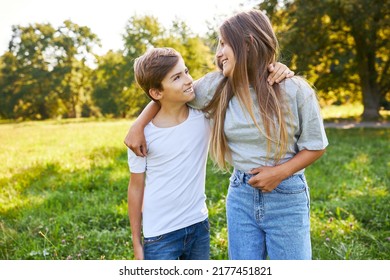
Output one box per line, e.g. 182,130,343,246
0,118,389,260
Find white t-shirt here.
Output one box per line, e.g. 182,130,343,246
128,108,210,238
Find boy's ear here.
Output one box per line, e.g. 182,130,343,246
149,88,163,100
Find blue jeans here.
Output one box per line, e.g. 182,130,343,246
226,169,311,260
143,218,210,260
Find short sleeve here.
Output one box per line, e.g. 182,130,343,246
296,80,329,151
127,148,146,173
189,71,224,109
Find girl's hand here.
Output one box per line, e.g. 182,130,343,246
248,166,284,192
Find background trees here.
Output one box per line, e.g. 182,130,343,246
0,21,100,120
258,0,390,120
0,16,215,120
0,0,388,120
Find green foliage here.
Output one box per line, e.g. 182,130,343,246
0,15,215,120
92,51,127,117
0,120,389,260
258,0,390,120
0,21,100,120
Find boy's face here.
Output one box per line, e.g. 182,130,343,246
159,58,194,104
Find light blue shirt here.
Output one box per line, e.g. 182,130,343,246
192,72,328,173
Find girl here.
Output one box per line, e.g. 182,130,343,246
195,10,328,259
124,10,320,260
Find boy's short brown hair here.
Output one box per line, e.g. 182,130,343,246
134,47,181,101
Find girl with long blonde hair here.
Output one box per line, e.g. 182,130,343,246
197,10,328,259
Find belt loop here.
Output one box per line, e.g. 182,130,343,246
239,171,244,182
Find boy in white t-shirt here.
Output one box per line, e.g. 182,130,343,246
127,47,210,260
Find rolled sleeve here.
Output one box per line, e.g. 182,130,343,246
296,81,329,151
127,148,146,173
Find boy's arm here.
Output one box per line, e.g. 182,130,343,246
127,173,145,260
124,101,160,156
248,149,325,192
267,62,294,85
124,63,292,156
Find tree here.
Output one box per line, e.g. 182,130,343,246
258,0,390,120
92,50,128,117
3,23,56,119
0,21,100,119
51,20,100,118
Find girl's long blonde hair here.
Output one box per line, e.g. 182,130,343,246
203,10,289,171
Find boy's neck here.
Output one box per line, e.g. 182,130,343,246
152,103,189,128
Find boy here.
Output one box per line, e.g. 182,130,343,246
127,48,210,260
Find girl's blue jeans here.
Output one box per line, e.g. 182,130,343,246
226,169,312,260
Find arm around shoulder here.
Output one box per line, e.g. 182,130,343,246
124,101,160,156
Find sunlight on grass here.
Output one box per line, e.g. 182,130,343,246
321,103,390,120
1,120,389,260
321,103,363,120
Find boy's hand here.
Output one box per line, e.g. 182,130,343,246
133,242,144,260
124,124,147,157
267,62,294,85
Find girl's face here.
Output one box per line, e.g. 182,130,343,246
216,38,235,78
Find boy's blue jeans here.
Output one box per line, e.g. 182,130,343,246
226,169,312,260
143,218,210,260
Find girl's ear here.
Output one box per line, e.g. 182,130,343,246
149,88,163,100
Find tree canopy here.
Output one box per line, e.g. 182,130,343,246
0,1,388,120
259,0,390,120
0,16,215,120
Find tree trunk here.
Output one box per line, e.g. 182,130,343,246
353,27,381,121
361,86,381,120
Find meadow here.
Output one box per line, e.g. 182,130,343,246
0,115,389,260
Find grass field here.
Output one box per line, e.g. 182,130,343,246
0,116,389,260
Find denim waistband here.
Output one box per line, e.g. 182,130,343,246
232,169,253,184
233,169,306,184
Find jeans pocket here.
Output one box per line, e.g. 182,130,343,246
201,218,210,232
144,234,164,245
274,175,306,194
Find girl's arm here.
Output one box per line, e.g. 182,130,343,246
248,149,326,192
127,173,145,260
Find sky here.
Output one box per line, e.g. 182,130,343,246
0,0,258,55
